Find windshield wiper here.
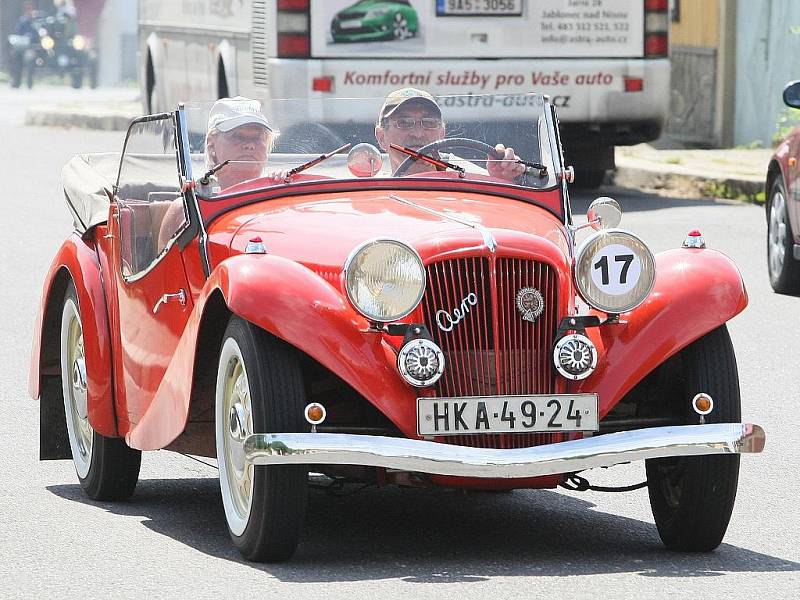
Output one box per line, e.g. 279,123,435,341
390,143,466,177
199,159,231,185
283,143,351,181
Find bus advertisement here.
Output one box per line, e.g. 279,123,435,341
139,0,670,186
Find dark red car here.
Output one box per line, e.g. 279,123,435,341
767,81,800,293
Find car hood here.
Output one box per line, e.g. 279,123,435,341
216,190,570,275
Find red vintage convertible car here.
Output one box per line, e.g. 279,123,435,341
30,93,765,562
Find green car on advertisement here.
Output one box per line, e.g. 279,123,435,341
331,0,419,42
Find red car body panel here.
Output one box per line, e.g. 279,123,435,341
31,183,748,464
127,189,573,450
575,248,748,417
29,232,118,437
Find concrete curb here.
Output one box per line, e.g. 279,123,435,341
24,105,137,131
611,162,765,202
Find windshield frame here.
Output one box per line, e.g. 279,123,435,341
174,94,572,275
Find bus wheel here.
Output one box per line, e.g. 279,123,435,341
574,169,606,189
149,80,159,114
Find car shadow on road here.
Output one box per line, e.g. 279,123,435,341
570,185,734,215
48,477,799,581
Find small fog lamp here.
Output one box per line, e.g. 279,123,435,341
398,338,445,387
553,333,598,380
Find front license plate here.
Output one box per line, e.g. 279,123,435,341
436,0,522,16
338,19,361,29
417,394,598,436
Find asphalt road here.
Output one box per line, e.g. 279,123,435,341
0,86,798,599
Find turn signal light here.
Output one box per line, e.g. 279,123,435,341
692,393,714,416
305,402,326,426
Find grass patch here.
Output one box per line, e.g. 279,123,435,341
704,181,765,204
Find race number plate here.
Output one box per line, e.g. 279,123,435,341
436,0,523,17
417,394,598,436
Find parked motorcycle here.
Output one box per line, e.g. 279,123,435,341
8,13,98,89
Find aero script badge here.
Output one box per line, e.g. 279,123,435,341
516,287,544,322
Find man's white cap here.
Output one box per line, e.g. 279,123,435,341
207,96,274,133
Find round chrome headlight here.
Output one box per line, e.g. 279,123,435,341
344,239,426,322
574,229,656,314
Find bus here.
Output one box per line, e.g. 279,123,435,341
139,0,670,187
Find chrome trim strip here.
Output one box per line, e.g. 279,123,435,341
243,423,765,479
389,194,497,252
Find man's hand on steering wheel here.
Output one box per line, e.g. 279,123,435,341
487,144,527,181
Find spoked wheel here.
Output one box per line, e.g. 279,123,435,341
216,316,308,562
767,178,800,294
392,13,410,39
60,283,141,500
645,325,741,551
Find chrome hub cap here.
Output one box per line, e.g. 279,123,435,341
72,357,88,419
61,298,93,478
216,338,254,537
769,190,787,277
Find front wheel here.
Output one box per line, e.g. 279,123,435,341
645,325,741,551
61,283,141,500
392,13,410,39
215,317,309,562
767,178,800,294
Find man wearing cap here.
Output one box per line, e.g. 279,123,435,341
158,97,275,248
375,88,526,180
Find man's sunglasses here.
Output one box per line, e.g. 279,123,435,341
388,117,443,130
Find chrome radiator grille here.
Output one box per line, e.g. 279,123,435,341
420,257,562,449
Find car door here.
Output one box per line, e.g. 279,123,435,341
788,135,800,245
107,114,194,429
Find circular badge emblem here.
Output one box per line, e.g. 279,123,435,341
515,287,544,322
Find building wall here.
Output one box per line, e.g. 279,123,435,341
671,0,719,48
734,0,800,147
667,0,723,145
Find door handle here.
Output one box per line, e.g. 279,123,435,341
153,289,187,314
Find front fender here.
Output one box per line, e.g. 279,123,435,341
576,248,748,417
29,234,117,437
127,254,416,450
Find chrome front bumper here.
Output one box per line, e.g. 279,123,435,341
243,423,765,479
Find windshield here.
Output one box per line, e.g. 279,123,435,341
180,93,559,199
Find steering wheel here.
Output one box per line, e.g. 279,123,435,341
394,137,501,177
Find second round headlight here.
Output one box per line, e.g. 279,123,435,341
344,239,426,322
574,229,656,314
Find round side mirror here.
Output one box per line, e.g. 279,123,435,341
783,81,800,109
587,197,622,230
347,143,383,177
